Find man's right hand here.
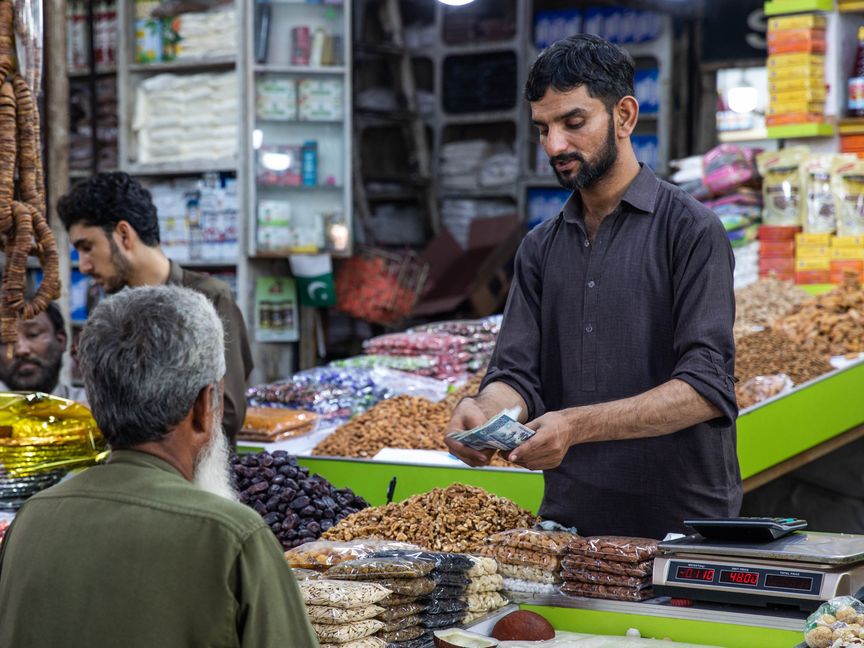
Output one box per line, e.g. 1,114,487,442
444,397,495,467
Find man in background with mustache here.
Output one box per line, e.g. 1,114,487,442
446,35,741,539
0,301,87,404
0,286,317,648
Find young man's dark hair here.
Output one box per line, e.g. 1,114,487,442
57,172,161,246
524,34,635,110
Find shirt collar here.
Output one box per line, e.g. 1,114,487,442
106,448,185,479
561,163,661,224
166,259,183,286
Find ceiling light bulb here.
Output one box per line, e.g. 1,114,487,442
727,86,758,114
437,0,475,5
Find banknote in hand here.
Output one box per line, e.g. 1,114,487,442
449,410,535,451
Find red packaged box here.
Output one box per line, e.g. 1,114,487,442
758,225,802,241
759,257,796,274
795,269,831,284
759,240,796,257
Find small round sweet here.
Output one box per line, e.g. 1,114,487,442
837,606,860,623
820,614,837,625
805,625,832,648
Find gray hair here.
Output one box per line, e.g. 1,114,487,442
77,285,226,447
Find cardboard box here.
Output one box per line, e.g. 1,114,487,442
795,257,831,271
759,225,801,241
831,247,864,260
795,245,830,258
796,232,833,246
759,257,795,274
759,240,796,257
796,269,831,284
833,235,864,248
768,14,827,31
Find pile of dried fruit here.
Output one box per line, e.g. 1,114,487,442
736,329,834,385
775,274,864,359
734,276,812,339
233,450,368,550
322,483,538,552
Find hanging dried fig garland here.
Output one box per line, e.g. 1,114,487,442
0,0,60,348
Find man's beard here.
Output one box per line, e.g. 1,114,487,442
550,118,618,191
102,237,134,294
1,354,62,393
192,409,237,501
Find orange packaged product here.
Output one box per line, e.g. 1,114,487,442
759,257,795,274
795,269,831,284
239,406,318,442
758,225,802,241
759,240,796,258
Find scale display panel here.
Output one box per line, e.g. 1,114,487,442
666,560,823,596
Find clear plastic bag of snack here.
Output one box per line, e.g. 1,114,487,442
561,569,652,589
326,557,436,580
421,611,466,628
804,154,854,234
485,528,577,554
380,614,423,633
374,577,436,597
804,596,864,647
466,555,498,577
292,568,321,581
560,581,654,602
564,536,659,564
502,577,558,595
476,544,560,570
299,579,392,608
465,574,504,594
385,594,421,606
420,597,468,615
312,619,384,643
430,572,470,587
240,406,318,442
379,602,427,622
757,147,808,226
560,555,654,577
306,604,386,625
464,591,508,613
385,633,434,648
288,541,422,571
737,373,795,410
320,638,387,648
496,562,561,584
425,584,466,599
378,625,427,643
372,549,475,573
833,158,864,236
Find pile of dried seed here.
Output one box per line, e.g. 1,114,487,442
734,277,812,338
735,329,834,385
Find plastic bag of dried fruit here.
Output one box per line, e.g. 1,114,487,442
285,539,420,571
804,596,864,647
736,374,794,410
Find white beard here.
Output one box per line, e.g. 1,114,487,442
192,411,238,501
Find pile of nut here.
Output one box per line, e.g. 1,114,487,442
312,396,452,458
322,483,538,552
441,374,484,411
736,329,834,385
775,274,864,359
734,276,812,339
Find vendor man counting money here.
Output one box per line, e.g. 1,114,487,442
445,35,741,539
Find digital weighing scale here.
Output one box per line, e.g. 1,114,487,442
654,530,864,611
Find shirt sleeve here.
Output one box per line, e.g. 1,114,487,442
235,527,319,648
481,232,546,420
211,290,254,445
669,205,738,427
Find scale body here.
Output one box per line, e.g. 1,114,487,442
653,531,864,611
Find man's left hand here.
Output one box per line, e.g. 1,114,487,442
507,411,572,471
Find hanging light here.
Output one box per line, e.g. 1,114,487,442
437,0,475,5
727,71,758,114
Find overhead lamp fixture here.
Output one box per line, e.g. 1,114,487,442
437,0,475,5
727,71,758,114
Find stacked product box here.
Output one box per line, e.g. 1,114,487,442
766,13,827,127
758,225,800,282
795,232,831,284
830,235,864,283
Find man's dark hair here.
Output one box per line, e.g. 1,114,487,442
43,302,64,334
525,34,635,111
57,172,161,246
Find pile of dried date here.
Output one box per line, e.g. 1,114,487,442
232,450,368,549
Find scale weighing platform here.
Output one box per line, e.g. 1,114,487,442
654,524,864,611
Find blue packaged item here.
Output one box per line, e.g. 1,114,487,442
533,9,582,50
302,141,318,186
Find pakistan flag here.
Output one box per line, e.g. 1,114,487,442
289,253,336,307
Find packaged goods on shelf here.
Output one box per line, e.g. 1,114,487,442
560,536,658,602
286,540,421,571
483,527,575,596
256,78,297,121
439,141,517,191
832,157,864,236
133,71,238,163
238,407,317,443
736,374,795,410
776,273,864,358
69,77,118,170
299,79,343,121
440,199,517,250
803,595,864,648
170,5,237,61
757,147,809,226
803,155,855,233
323,483,537,553
232,450,368,550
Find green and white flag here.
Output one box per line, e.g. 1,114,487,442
289,253,336,307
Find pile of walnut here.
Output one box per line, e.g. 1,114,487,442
775,272,864,359
0,1,60,344
312,379,515,468
322,483,537,552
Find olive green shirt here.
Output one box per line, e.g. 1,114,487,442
0,450,318,648
168,260,254,444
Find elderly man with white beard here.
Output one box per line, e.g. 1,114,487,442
0,286,318,648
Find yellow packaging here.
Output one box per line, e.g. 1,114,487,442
757,147,809,226
771,88,827,103
767,66,825,81
832,158,864,236
768,101,825,115
831,247,864,259
769,78,826,94
796,232,833,246
767,53,826,68
832,235,864,247
795,245,831,257
795,257,831,270
768,14,827,31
